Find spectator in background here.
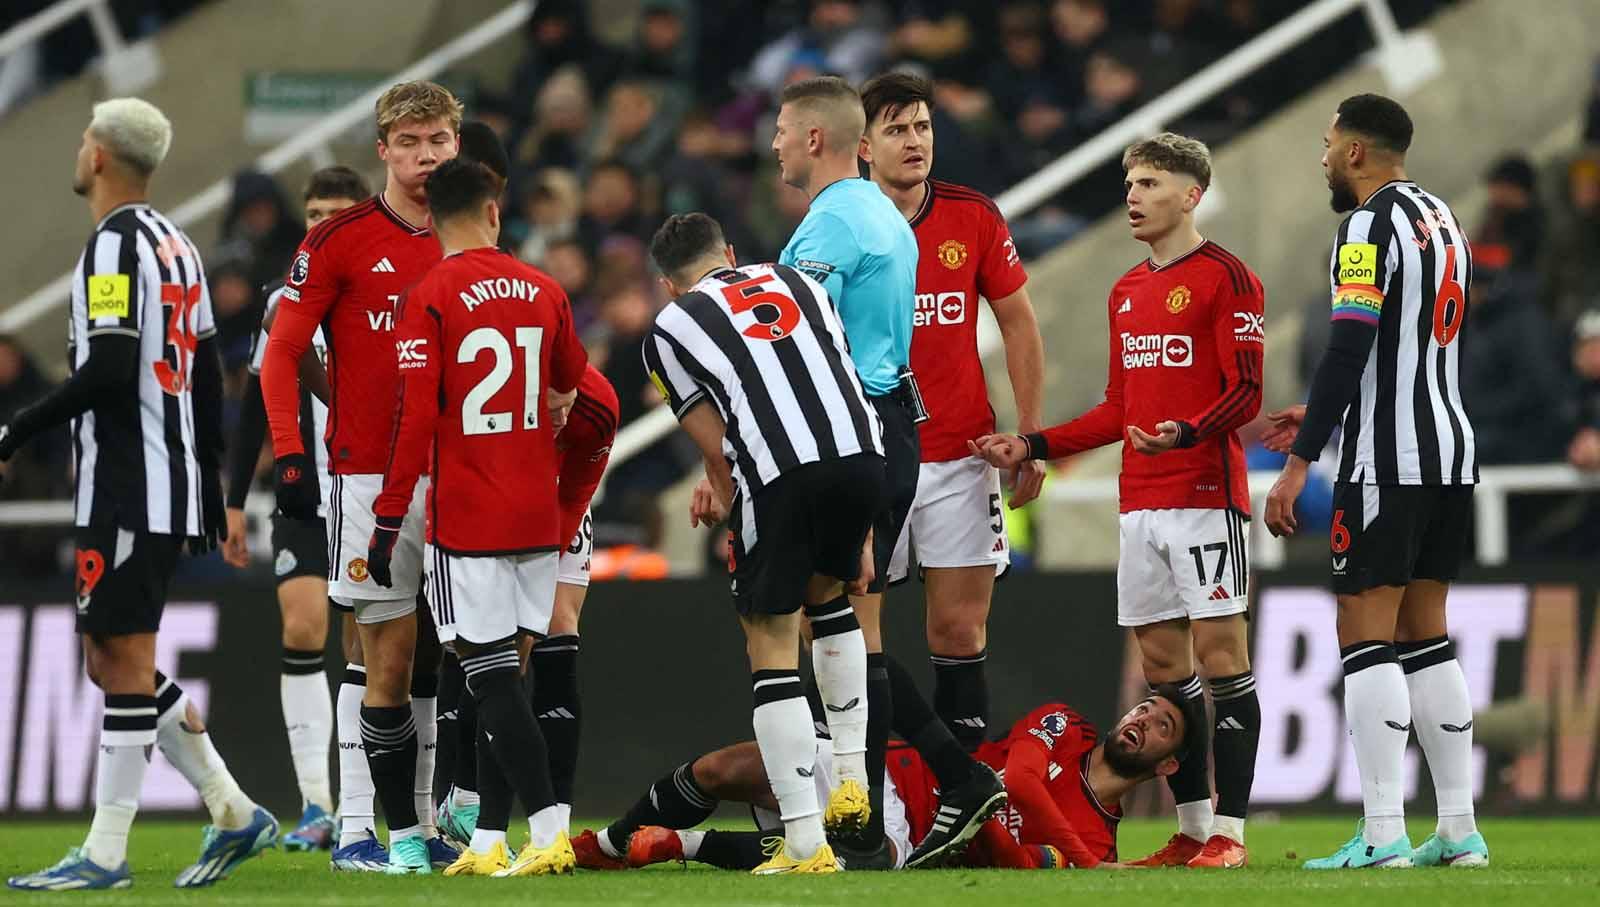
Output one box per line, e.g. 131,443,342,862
518,64,593,174
206,241,265,375
508,0,620,142
987,3,1062,125
578,159,653,254
621,0,697,89
1570,310,1600,471
1049,0,1111,103
543,238,599,332
1540,155,1600,329
513,167,581,264
1459,266,1573,466
586,80,684,175
885,2,987,83
0,334,71,578
746,0,887,97
221,169,303,289
1477,155,1544,271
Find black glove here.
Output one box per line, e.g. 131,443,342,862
367,515,402,588
188,467,228,555
273,452,319,520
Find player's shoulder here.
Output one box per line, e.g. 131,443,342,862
1011,702,1095,745
929,179,1004,221
301,197,381,253
1192,240,1261,296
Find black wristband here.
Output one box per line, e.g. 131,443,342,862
1022,432,1049,460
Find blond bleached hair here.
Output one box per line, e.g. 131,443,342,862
89,98,172,176
375,80,463,142
1122,132,1213,190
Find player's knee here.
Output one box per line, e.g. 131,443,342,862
690,747,750,799
926,609,986,655
1197,642,1249,678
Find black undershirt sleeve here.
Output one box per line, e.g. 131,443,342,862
1290,318,1380,462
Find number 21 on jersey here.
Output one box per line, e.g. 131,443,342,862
459,326,544,435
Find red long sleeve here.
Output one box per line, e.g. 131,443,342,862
261,302,320,458
1180,276,1264,443
1030,297,1125,459
1004,735,1102,867
374,294,440,522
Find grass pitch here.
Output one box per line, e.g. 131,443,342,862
2,817,1595,905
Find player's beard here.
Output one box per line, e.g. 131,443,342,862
1101,731,1163,779
1328,169,1359,213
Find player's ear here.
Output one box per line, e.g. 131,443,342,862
657,274,677,299
1155,755,1180,778
858,133,872,165
485,198,501,232
723,244,737,268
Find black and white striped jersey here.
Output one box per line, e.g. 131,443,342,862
68,203,216,533
1327,180,1476,485
644,262,883,501
250,282,330,502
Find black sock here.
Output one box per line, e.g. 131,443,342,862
282,647,323,676
360,703,420,830
464,647,555,821
1209,671,1259,820
885,654,973,789
434,651,465,806
864,651,891,842
931,650,989,751
605,761,717,845
530,634,581,805
1162,674,1212,808
475,725,511,833
454,676,478,793
696,829,777,870
153,670,184,718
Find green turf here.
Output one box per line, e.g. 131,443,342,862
2,817,1595,905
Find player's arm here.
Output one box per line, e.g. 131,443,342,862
189,294,228,551
782,212,861,314
262,247,336,518
368,295,441,587
261,299,332,406
545,287,589,428
1004,716,1104,867
643,327,733,521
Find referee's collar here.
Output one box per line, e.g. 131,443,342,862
812,176,860,203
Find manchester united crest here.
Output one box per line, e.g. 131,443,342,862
347,558,370,583
937,239,968,270
1165,285,1192,314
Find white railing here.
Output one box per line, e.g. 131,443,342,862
0,0,160,106
603,0,1437,472
0,0,533,335
1042,465,1600,569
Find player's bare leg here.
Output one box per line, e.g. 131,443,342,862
1131,618,1209,865
1395,581,1485,865
1187,613,1256,867
278,577,335,849
924,565,994,751
355,610,423,853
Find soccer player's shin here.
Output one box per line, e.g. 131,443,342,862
931,650,989,751
531,633,582,828
336,664,377,846
463,646,561,848
805,598,868,785
471,726,512,851
155,672,258,831
1163,674,1214,841
280,648,333,813
411,665,439,838
1209,671,1259,844
752,669,827,860
433,650,464,806
1399,636,1478,842
602,761,716,857
1342,641,1410,847
360,703,421,840
864,651,892,841
84,693,156,870
886,653,973,789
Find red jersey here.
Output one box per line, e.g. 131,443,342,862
557,364,619,545
908,180,1028,461
263,195,440,474
1030,241,1263,513
374,248,587,555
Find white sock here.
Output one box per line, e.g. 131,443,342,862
156,692,256,831
412,695,438,838
1211,814,1245,845
83,694,156,869
1342,643,1410,847
1400,639,1478,841
678,829,705,860
556,803,572,833
280,667,334,812
388,824,422,843
752,674,826,860
1176,800,1214,842
469,828,506,852
528,805,564,849
453,787,480,808
337,667,376,848
596,828,622,859
806,607,868,785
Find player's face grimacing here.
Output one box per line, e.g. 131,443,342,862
861,101,933,189
1102,695,1185,778
1123,164,1197,245
772,105,813,190
304,196,360,228
1322,113,1359,213
379,116,460,195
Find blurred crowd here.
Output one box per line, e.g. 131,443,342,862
0,1,206,115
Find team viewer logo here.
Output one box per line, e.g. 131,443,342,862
1165,285,1192,314
937,239,968,270
347,558,369,583
1161,335,1193,367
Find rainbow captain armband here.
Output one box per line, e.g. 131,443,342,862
1331,284,1383,325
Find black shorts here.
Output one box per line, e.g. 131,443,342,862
270,514,330,587
73,526,182,637
1330,482,1473,595
867,393,920,594
729,453,885,617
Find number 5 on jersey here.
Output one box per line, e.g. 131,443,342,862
459,326,544,435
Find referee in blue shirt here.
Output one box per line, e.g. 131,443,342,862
772,76,1001,867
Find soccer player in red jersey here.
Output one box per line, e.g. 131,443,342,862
858,71,1047,755
585,685,1199,872
261,80,462,870
972,134,1264,869
367,157,588,877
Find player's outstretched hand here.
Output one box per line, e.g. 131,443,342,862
1264,456,1308,538
547,386,578,435
689,479,726,527
1128,422,1180,455
367,515,402,588
1008,458,1046,509
847,529,875,596
1260,405,1306,454
968,434,1027,469
221,507,251,568
273,453,319,520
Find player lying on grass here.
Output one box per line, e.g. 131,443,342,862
575,672,1199,871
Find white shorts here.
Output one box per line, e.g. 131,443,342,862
558,509,592,588
1117,508,1250,627
751,737,911,869
887,457,1009,584
426,545,559,644
327,473,429,622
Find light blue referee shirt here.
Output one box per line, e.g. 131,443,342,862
779,178,918,396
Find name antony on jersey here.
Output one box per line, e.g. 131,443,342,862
394,276,547,370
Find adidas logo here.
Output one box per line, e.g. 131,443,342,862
1217,716,1245,731
371,257,396,273
537,707,577,720
1208,585,1231,601
1117,298,1132,314
953,717,986,729
992,538,1005,553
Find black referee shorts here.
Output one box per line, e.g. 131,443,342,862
866,393,921,594
729,452,885,617
73,525,182,638
1329,482,1473,596
270,514,330,586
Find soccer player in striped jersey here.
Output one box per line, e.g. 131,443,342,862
972,134,1264,869
1263,94,1486,870
4,98,275,892
221,165,372,853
